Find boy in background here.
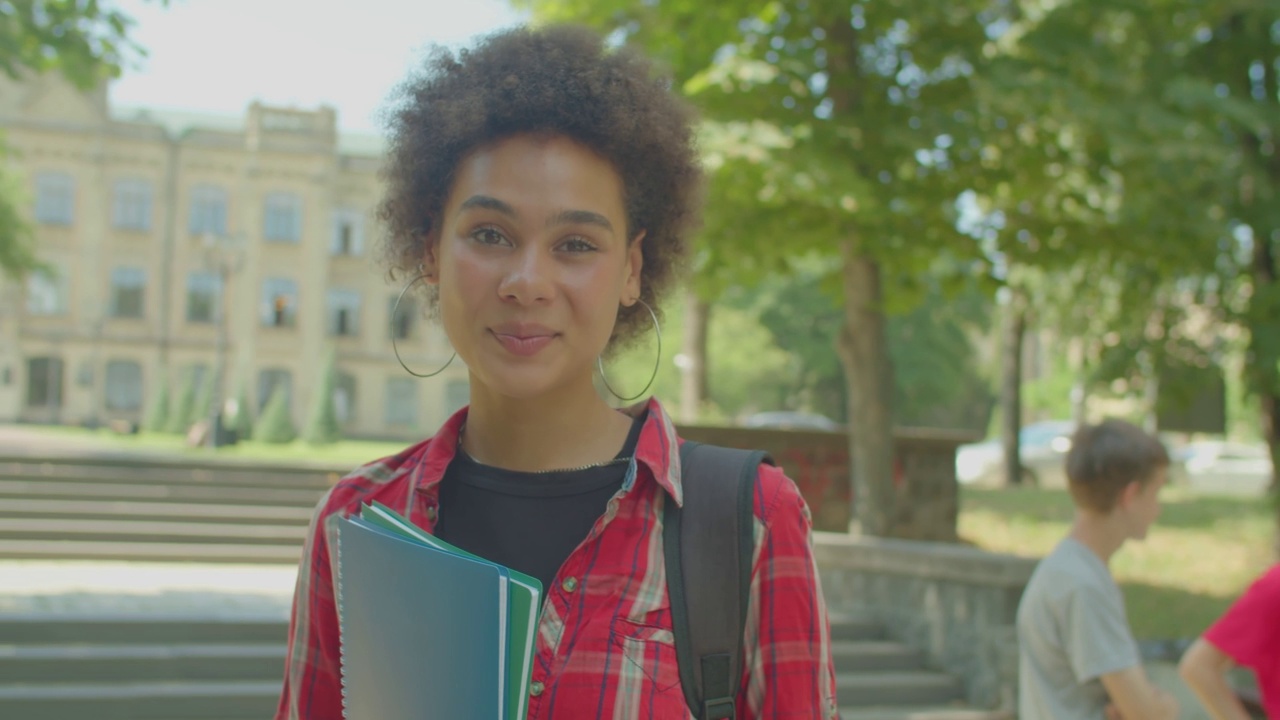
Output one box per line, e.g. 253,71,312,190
1018,419,1180,720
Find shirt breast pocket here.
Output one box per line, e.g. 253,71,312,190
610,616,692,715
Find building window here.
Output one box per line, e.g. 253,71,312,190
330,209,364,256
445,379,469,415
327,289,361,337
335,371,356,424
263,192,301,242
189,185,228,236
104,360,144,411
389,294,415,340
258,368,293,412
261,278,298,328
186,272,223,323
385,377,417,427
26,266,67,316
109,266,147,319
35,172,74,225
113,179,152,231
26,356,65,408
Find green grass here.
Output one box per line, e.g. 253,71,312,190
21,424,410,469
959,486,1275,640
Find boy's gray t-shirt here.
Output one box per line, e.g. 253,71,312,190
1017,537,1141,720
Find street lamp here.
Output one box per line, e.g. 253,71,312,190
201,232,246,448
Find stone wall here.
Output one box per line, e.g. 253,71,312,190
677,424,978,538
815,532,1037,711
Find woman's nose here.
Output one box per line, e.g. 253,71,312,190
497,246,555,305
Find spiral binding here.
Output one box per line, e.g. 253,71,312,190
333,519,351,719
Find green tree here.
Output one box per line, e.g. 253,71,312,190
304,349,343,445
188,371,214,430
1184,5,1280,497
142,370,169,434
522,0,1009,537
1,1,165,278
253,384,297,445
166,368,198,435
229,380,254,441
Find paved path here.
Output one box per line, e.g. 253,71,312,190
0,560,296,616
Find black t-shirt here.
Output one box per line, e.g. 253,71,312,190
434,413,645,594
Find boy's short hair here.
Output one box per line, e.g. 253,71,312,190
1065,419,1170,513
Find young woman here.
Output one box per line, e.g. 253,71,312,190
275,24,838,720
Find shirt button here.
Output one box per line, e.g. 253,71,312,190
424,505,438,522
561,577,578,593
530,681,545,697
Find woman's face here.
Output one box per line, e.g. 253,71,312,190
424,133,643,401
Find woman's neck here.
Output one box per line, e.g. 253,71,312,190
459,377,637,473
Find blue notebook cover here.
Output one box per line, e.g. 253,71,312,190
334,515,509,720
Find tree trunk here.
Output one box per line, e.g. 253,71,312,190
1001,293,1027,486
1069,338,1089,426
680,288,710,424
1250,227,1280,530
836,244,896,536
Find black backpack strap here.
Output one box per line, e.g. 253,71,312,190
664,440,773,720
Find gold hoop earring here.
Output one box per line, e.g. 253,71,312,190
391,268,455,378
598,299,661,402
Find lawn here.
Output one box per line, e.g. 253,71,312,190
959,485,1275,640
18,424,410,469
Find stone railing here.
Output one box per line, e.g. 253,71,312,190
815,532,1037,711
677,424,979,537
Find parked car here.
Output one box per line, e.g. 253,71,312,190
1178,441,1273,495
955,420,1076,487
740,411,842,432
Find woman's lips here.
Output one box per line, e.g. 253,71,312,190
491,331,556,357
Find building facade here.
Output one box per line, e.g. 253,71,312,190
0,75,469,440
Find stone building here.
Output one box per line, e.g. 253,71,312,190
0,75,469,440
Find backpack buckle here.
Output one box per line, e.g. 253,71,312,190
704,696,735,720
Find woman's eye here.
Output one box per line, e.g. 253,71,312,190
561,237,597,253
471,227,507,246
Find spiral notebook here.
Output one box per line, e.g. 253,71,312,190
334,501,542,720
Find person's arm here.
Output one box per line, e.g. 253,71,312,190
1099,665,1180,720
275,496,345,720
1178,638,1252,720
740,465,840,719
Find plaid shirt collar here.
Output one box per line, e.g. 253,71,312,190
409,396,687,506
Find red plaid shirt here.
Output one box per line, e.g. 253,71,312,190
276,398,839,719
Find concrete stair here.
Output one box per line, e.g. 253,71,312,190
830,614,1011,720
0,455,334,563
0,456,1010,719
0,614,287,720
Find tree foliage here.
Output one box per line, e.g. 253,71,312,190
0,0,163,278
304,349,343,446
253,384,297,445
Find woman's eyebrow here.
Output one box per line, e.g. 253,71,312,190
548,209,614,234
458,194,518,217
458,195,614,234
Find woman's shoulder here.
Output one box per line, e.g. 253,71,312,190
752,458,812,529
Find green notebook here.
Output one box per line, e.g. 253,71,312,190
360,501,543,720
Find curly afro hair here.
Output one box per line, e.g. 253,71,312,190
377,24,702,350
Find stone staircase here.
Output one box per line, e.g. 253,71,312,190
0,612,1008,720
0,455,335,563
831,615,1010,720
0,614,286,719
0,455,1009,719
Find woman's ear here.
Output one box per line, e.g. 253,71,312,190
623,231,646,305
422,232,441,285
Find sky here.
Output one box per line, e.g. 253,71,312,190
108,0,527,134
